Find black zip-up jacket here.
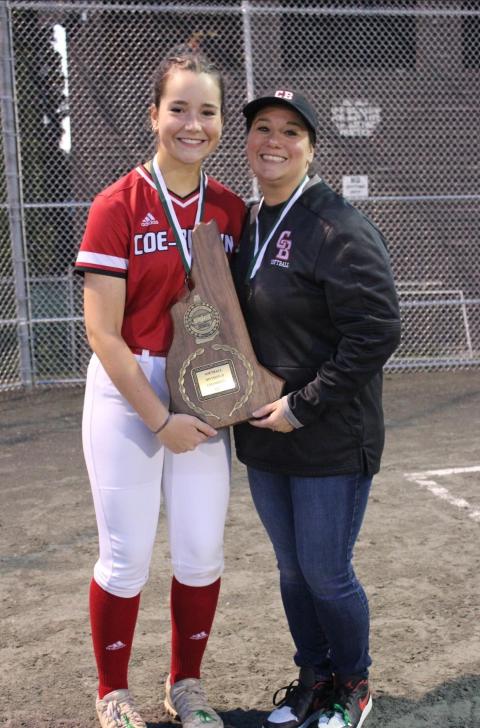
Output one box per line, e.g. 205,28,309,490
232,176,401,476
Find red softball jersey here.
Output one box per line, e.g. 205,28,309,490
75,165,247,353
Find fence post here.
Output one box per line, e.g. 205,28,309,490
0,1,33,389
241,0,259,201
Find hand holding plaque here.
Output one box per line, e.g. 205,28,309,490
166,220,284,427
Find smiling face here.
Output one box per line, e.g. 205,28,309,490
247,104,314,204
150,69,223,171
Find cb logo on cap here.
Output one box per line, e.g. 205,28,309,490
275,90,294,100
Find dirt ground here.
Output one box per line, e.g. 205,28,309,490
1,370,480,727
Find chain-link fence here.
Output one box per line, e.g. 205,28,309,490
1,0,480,390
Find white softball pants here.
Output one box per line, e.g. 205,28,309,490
82,352,231,598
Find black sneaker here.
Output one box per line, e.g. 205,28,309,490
318,677,372,728
264,667,334,728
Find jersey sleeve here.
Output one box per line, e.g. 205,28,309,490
74,193,130,278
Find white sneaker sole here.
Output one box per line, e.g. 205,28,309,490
356,695,372,728
315,696,372,728
299,710,329,728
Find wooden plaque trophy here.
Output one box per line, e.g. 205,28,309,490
166,220,284,427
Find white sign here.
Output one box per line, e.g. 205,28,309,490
332,99,381,137
342,175,369,200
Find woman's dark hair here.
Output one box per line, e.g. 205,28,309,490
151,45,225,116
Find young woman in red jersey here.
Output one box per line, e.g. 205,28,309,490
75,49,246,728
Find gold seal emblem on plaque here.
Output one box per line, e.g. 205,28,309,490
184,294,221,343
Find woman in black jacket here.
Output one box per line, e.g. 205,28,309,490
232,89,401,728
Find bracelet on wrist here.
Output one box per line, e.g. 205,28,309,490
152,412,172,435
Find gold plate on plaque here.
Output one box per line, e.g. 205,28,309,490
191,358,240,401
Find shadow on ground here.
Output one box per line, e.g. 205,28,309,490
144,674,480,728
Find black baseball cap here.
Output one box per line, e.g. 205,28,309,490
243,89,318,142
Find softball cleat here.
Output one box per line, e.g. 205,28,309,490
164,675,223,728
96,688,146,728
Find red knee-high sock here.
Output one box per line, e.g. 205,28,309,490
170,576,221,683
89,578,141,699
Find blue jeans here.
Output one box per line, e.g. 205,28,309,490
247,467,372,678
